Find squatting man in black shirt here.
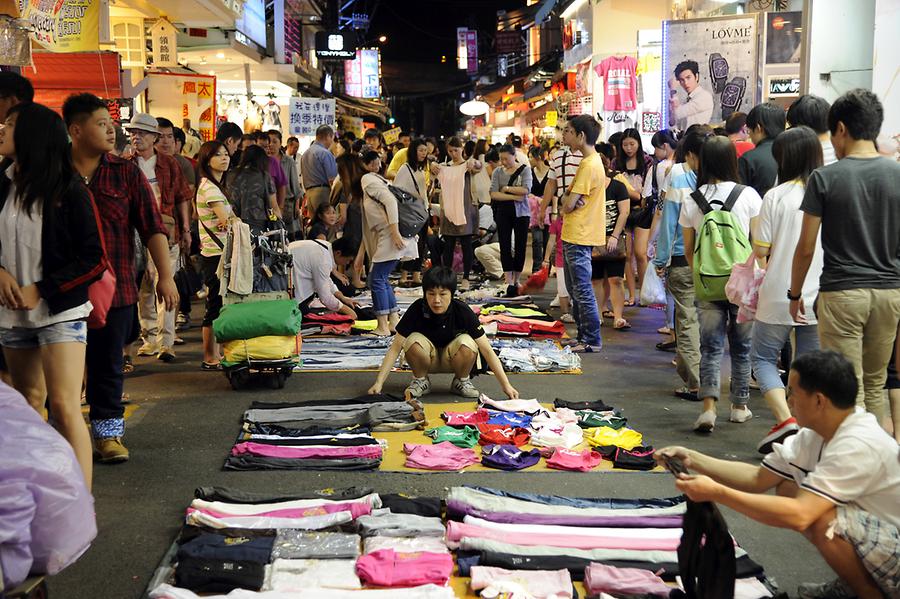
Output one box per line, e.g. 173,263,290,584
656,350,899,599
368,266,519,401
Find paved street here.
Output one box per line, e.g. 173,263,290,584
52,294,833,598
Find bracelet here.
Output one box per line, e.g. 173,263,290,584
610,234,619,239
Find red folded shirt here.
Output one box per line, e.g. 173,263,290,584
477,424,531,446
356,549,453,587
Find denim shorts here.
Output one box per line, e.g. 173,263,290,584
0,320,88,349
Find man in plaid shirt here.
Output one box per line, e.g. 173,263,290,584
64,94,179,463
125,113,192,363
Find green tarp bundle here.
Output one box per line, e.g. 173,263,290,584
213,300,303,342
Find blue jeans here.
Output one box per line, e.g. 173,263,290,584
562,242,601,347
370,260,399,316
751,321,819,395
697,300,752,404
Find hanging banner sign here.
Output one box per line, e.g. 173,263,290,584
344,48,380,98
289,97,336,136
147,73,217,141
457,28,468,70
18,0,100,52
466,30,478,74
150,18,179,67
341,115,365,139
495,31,522,54
545,110,558,127
382,126,401,145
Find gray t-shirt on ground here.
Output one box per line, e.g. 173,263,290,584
800,156,900,292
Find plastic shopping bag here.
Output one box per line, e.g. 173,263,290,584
726,253,766,323
640,266,667,306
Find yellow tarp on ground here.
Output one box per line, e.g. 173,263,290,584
373,402,662,473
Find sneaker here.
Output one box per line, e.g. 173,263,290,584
560,313,575,324
137,342,157,356
175,313,191,331
797,579,856,599
450,376,479,398
729,405,753,423
173,336,185,346
757,417,800,454
94,437,129,464
550,296,561,308
405,376,431,399
694,410,716,433
674,386,699,402
158,347,176,362
505,284,518,297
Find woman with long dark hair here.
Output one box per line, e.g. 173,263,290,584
0,102,106,488
226,144,279,226
335,152,367,289
751,126,824,453
195,140,231,370
489,144,532,296
615,128,655,304
680,135,762,433
435,137,482,290
394,138,430,287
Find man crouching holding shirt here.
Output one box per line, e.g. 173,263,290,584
368,266,518,401
656,350,899,599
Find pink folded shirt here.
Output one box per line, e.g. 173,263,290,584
186,500,372,521
584,563,672,596
403,442,479,471
546,448,603,472
356,549,453,587
441,409,490,426
446,520,681,551
471,566,573,598
232,441,382,460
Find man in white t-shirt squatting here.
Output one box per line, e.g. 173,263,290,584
656,350,899,599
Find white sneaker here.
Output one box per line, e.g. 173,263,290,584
559,313,575,324
730,405,754,423
693,410,716,433
550,295,561,308
451,376,479,398
405,377,431,399
137,342,158,356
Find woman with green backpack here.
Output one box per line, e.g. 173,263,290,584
679,135,763,433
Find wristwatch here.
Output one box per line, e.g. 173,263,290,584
721,76,747,119
787,290,802,301
709,53,729,94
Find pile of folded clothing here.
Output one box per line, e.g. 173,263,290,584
448,485,775,596
225,395,426,471
475,303,566,338
299,336,394,370
487,338,582,373
147,487,457,599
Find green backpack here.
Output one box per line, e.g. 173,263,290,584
690,184,752,302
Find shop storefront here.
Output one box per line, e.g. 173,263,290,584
23,51,122,114
145,72,216,141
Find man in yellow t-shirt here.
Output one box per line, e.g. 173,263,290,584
560,115,606,352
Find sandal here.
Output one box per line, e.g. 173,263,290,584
674,386,700,402
657,326,673,335
656,340,677,352
614,318,631,330
623,299,636,307
570,343,600,353
201,361,222,371
602,310,614,319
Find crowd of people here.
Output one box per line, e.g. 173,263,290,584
0,66,898,596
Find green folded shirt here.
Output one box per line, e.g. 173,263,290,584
424,425,480,448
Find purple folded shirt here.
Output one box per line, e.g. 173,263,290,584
232,441,382,460
446,500,683,528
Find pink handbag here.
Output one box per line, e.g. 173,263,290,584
726,253,765,323
87,261,116,329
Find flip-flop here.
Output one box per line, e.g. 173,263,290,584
657,326,673,335
623,300,636,307
602,310,614,318
614,319,632,330
201,362,222,371
656,340,677,352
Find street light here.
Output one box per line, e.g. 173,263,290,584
377,35,387,43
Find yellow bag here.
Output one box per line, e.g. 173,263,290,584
222,335,301,363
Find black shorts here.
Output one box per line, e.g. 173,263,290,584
627,204,655,230
591,257,626,280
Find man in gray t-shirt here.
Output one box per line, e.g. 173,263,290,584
790,89,900,422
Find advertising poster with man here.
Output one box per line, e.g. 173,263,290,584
664,15,759,129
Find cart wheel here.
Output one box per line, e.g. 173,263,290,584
27,580,49,599
229,370,249,390
267,372,286,390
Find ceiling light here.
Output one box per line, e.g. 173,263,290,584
460,100,490,116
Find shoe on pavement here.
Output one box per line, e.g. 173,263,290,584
405,376,431,399
729,405,753,423
137,342,157,356
451,376,479,398
560,313,575,324
95,437,129,463
158,347,176,362
674,386,699,402
550,295,561,308
694,410,716,433
797,579,857,599
757,417,800,454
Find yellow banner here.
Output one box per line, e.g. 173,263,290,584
546,110,558,127
19,0,100,52
382,126,401,145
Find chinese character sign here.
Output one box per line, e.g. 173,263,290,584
344,49,381,99
147,73,217,141
289,98,336,137
18,0,100,52
151,18,178,67
382,126,401,145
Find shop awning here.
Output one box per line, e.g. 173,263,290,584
24,51,122,114
534,0,557,25
334,94,391,120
